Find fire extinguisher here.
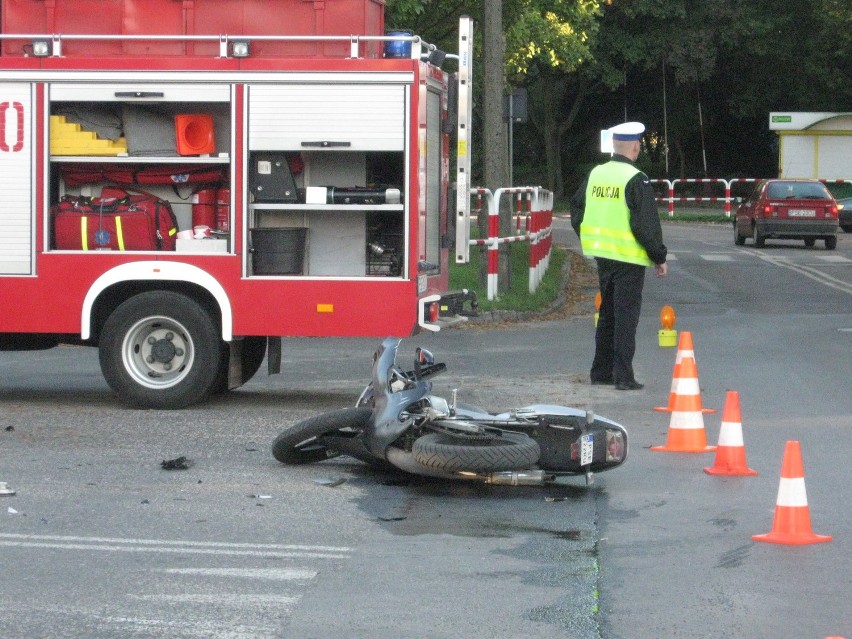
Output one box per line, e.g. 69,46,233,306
192,188,217,229
216,188,230,232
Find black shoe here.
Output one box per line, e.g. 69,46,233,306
591,378,615,386
615,380,644,391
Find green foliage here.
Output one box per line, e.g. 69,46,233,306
383,1,852,211
450,242,567,312
506,1,601,78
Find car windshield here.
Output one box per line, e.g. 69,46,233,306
766,182,830,200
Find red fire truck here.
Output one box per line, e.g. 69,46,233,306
0,0,476,409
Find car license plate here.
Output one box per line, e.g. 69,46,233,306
788,209,816,217
581,434,594,466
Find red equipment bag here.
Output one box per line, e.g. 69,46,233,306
52,190,179,251
58,163,228,188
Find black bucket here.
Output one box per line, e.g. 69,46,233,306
250,228,307,275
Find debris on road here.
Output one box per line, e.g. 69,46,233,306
313,478,346,487
160,456,193,470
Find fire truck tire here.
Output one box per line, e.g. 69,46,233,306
272,408,372,464
412,431,540,473
99,291,222,409
211,336,267,394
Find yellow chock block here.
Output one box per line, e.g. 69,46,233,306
49,115,126,156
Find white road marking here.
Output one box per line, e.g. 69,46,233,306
811,254,851,263
129,593,301,607
0,533,352,559
741,248,852,295
700,253,734,261
0,540,349,559
159,567,317,580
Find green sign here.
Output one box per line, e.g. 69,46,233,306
771,115,793,123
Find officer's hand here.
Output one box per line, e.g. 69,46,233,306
654,263,668,277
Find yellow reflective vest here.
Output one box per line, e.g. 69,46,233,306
580,161,654,266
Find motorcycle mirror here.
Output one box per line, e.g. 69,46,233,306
414,347,434,379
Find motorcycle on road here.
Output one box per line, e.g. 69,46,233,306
272,338,628,485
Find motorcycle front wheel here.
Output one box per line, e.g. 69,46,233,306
272,408,372,464
412,431,540,473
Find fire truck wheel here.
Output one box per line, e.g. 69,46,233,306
211,336,267,394
99,291,221,409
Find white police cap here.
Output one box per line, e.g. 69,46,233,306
609,121,645,141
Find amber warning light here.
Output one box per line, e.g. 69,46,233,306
658,305,677,347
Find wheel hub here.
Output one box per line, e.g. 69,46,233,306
122,317,193,386
147,332,183,365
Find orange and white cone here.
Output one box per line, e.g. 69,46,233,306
752,440,832,545
650,354,716,453
654,331,715,414
704,390,758,476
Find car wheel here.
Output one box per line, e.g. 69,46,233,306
825,236,837,250
753,224,765,248
734,222,746,246
804,238,816,248
841,225,852,233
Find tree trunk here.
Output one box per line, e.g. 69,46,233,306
482,0,510,292
527,72,590,200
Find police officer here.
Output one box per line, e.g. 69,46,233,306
570,122,667,390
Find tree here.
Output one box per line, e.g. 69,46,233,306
504,1,603,198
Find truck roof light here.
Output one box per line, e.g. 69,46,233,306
32,39,52,57
231,40,251,58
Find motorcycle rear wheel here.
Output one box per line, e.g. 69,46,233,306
272,408,372,464
412,431,540,473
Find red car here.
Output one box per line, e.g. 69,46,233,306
734,179,840,249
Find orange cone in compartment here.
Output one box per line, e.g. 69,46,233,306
175,114,215,156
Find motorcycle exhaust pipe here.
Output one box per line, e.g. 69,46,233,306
482,470,554,486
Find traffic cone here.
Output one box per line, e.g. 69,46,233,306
654,331,715,414
752,441,832,545
650,354,716,453
704,390,758,476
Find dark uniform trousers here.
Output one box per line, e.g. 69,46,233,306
591,257,646,384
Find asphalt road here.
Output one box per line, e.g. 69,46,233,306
1,223,850,638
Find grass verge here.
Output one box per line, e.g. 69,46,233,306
449,243,571,313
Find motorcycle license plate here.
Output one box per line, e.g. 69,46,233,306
581,434,594,466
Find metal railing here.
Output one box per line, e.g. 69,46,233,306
468,186,553,301
650,178,851,217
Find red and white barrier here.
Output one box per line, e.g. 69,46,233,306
650,177,850,217
469,186,553,301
